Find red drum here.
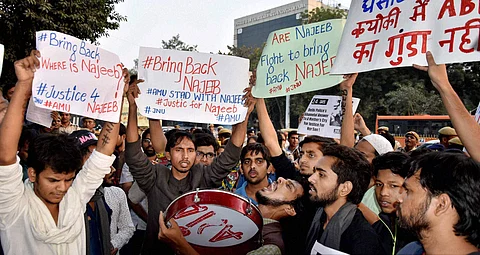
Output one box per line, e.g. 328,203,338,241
164,189,263,255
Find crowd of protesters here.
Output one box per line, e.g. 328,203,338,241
0,50,478,255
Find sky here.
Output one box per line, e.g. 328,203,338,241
98,0,351,69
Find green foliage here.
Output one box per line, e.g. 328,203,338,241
383,81,445,115
0,0,126,87
161,34,197,52
222,45,263,71
301,7,347,24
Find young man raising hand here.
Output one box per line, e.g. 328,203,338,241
0,51,128,255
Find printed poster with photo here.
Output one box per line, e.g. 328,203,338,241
298,95,360,139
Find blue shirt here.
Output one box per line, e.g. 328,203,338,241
86,205,102,255
236,173,277,190
235,178,273,206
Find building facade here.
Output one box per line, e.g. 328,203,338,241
234,0,339,49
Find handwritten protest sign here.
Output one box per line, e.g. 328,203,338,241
0,44,4,77
252,19,346,98
332,0,480,74
137,47,249,125
32,31,124,123
298,95,360,139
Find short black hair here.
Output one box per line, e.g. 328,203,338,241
19,127,38,150
2,83,15,94
28,134,83,175
288,131,298,139
166,130,194,152
322,144,372,204
141,128,150,141
373,152,410,178
193,133,219,151
119,123,126,136
299,135,336,152
408,152,480,246
240,143,271,166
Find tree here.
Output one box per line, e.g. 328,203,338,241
161,34,197,51
0,0,126,87
130,35,196,76
222,45,263,71
382,81,445,115
301,6,347,24
129,59,138,75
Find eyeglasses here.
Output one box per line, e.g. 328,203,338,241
143,138,152,144
196,151,215,159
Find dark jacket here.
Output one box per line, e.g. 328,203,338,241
305,209,385,255
372,212,417,255
125,139,242,255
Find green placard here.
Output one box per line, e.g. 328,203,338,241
252,19,346,98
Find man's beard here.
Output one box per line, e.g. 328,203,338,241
256,191,293,207
397,196,431,235
310,184,339,207
143,147,156,157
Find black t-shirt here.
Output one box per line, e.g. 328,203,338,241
270,152,298,180
272,153,318,255
372,212,417,254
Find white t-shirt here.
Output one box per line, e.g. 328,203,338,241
0,150,114,255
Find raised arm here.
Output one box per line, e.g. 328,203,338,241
229,103,254,148
0,51,40,165
354,113,372,136
96,68,130,156
414,52,480,161
204,92,255,186
255,96,283,156
126,79,143,143
339,73,358,148
124,78,157,194
149,119,167,154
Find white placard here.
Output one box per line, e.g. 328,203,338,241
311,241,349,255
0,44,4,77
26,96,53,128
298,95,360,139
137,47,249,125
331,1,480,74
32,30,124,122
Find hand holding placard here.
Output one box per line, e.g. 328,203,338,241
252,19,346,98
413,51,449,92
137,48,249,125
32,31,124,123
